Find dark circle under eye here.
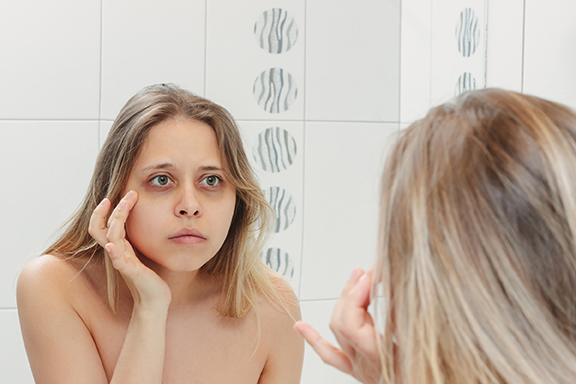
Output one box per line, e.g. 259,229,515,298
205,176,219,186
156,175,169,185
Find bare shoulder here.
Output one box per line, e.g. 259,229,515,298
17,254,81,300
17,254,109,383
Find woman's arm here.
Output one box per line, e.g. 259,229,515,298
18,191,171,384
258,286,305,384
17,255,110,383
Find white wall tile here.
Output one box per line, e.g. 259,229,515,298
523,0,576,108
0,122,98,307
300,122,398,300
0,310,34,383
306,0,400,122
0,0,100,119
485,0,524,91
400,0,432,124
299,300,357,384
238,120,304,295
205,0,305,120
100,0,206,120
431,0,487,105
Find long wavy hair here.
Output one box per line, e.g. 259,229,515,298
46,83,286,318
376,88,576,383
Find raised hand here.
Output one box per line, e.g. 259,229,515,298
294,268,382,384
89,190,171,310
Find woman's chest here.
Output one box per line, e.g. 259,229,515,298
89,306,268,384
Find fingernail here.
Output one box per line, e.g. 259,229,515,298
356,273,367,285
118,201,126,209
126,190,135,198
98,198,108,206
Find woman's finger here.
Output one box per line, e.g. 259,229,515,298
106,191,137,246
88,198,111,246
293,321,353,373
105,243,127,271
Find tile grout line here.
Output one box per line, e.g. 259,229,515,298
521,0,526,93
0,118,406,124
297,0,307,299
429,0,434,108
397,0,402,130
98,0,104,148
298,298,338,303
483,0,489,88
203,0,208,97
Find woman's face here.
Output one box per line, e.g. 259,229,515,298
123,117,236,272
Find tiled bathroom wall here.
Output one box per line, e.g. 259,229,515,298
2,0,576,382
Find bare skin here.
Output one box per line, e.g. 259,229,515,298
17,118,303,384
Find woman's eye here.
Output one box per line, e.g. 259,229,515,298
151,175,172,186
201,176,220,187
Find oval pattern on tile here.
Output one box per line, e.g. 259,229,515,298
254,8,299,54
455,72,476,96
253,127,297,173
253,68,298,114
264,187,296,232
455,8,480,57
260,248,294,278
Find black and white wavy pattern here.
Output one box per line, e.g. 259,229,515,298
260,248,294,278
253,68,297,114
455,8,480,57
264,187,296,232
253,127,297,173
254,8,298,54
455,72,476,96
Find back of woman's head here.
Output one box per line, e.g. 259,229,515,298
377,88,576,384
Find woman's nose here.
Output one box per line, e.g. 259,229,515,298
175,186,202,217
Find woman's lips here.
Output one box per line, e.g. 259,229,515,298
168,228,206,245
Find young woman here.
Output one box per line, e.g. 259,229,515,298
295,88,576,384
17,83,304,383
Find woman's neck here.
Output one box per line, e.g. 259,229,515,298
135,253,220,309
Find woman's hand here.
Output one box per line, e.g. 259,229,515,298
89,190,171,310
293,268,382,384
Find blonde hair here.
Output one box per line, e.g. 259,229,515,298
46,83,289,318
376,88,576,383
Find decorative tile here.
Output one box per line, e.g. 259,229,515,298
206,0,305,120
252,127,297,173
430,0,487,106
260,248,294,279
238,120,304,295
253,68,298,114
254,8,299,54
264,187,297,233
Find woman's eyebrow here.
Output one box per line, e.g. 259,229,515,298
140,164,223,172
199,165,223,172
141,162,176,172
